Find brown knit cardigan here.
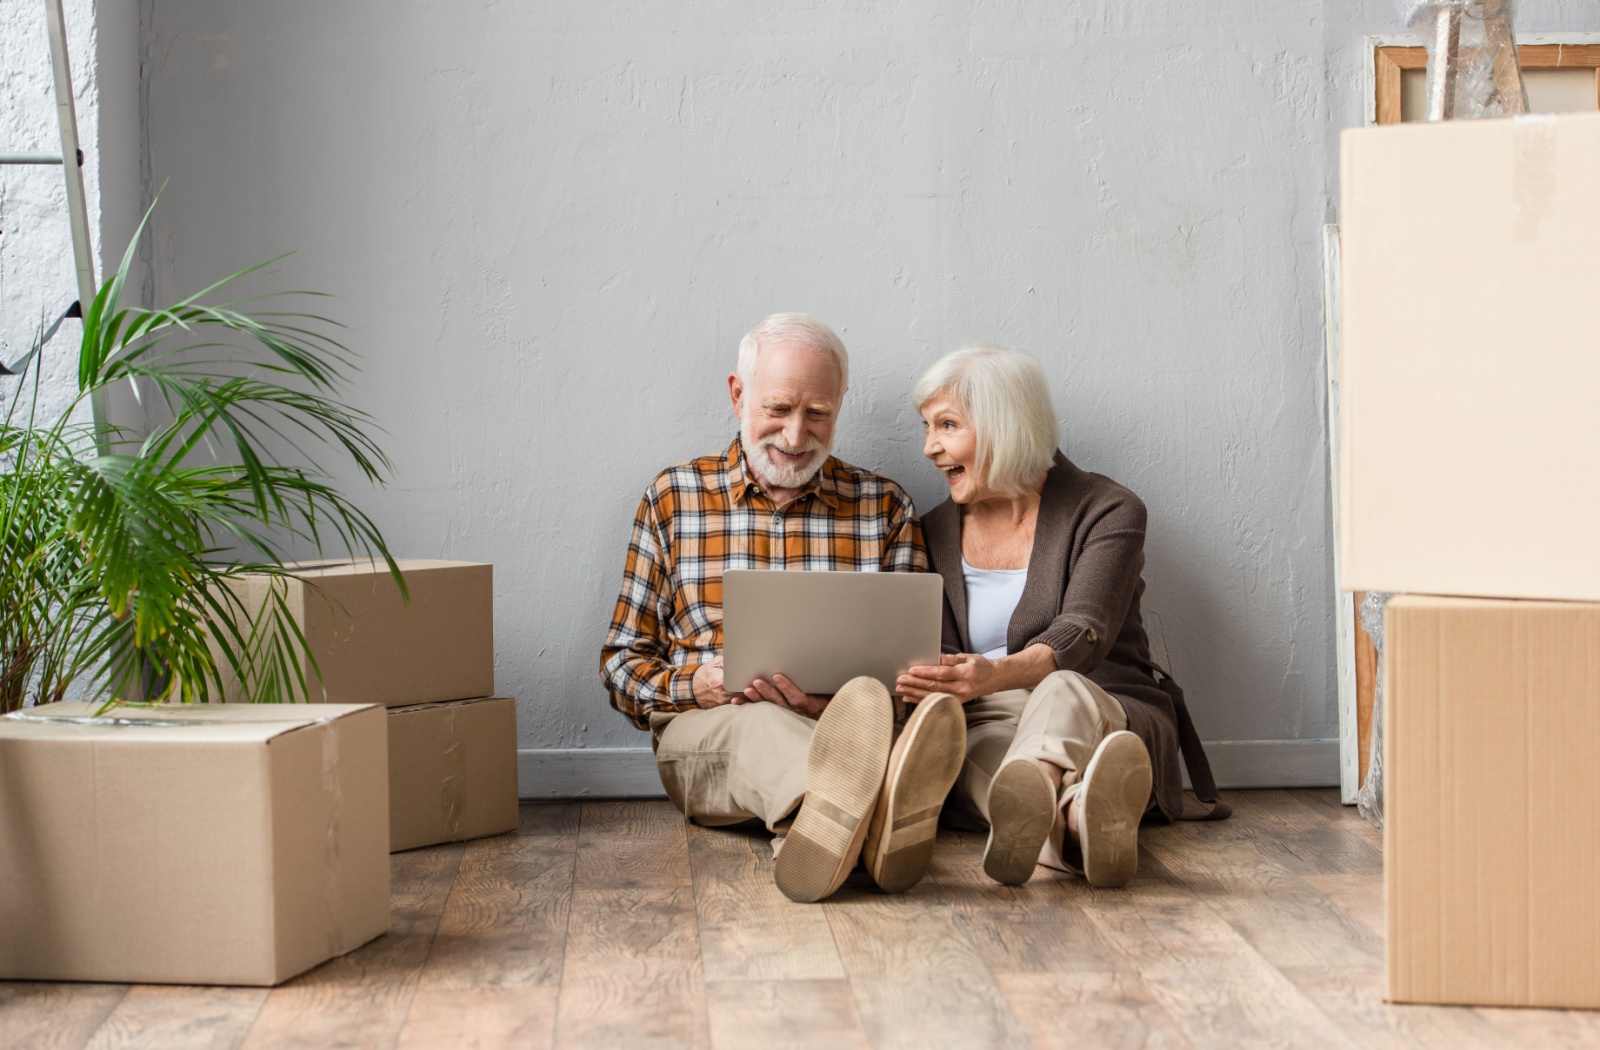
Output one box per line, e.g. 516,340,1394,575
921,451,1225,823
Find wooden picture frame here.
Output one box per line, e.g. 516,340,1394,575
1374,41,1600,125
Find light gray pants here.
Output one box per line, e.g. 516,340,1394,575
945,670,1129,870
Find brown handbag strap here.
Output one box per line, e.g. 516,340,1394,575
1152,667,1232,821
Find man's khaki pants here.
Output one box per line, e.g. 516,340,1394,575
944,670,1129,871
650,703,818,831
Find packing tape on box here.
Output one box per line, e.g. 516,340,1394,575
4,711,212,728
441,704,464,838
323,719,346,957
1514,113,1557,242
4,710,342,726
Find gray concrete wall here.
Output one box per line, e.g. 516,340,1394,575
112,1,1598,788
93,0,144,302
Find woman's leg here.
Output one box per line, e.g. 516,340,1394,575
1005,672,1128,799
943,690,1029,830
995,671,1131,875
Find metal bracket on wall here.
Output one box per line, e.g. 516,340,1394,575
0,300,80,376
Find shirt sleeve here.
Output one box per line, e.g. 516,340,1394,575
881,489,930,573
599,490,701,729
1027,496,1147,674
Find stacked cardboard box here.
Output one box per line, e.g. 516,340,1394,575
219,559,519,852
1340,112,1600,1009
389,695,520,852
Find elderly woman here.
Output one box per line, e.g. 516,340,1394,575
896,345,1227,887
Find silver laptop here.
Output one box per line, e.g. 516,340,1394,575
722,570,943,695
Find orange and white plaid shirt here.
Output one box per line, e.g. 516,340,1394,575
600,437,928,728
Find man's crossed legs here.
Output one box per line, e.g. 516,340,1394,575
651,678,965,902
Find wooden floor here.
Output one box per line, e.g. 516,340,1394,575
4,789,1598,1049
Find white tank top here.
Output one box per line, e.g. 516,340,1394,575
962,559,1029,659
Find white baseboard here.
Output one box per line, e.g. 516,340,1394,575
517,738,1339,800
1186,739,1339,791
518,748,665,799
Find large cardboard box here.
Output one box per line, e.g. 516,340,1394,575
388,696,520,852
1385,596,1600,1008
1339,112,1600,601
217,558,493,707
0,702,390,986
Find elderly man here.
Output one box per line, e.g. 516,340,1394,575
600,313,965,903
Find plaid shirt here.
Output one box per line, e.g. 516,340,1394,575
600,437,928,729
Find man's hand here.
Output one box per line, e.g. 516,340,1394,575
895,652,998,703
743,673,831,719
692,657,745,708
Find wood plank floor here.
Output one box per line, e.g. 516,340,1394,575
4,789,1597,1049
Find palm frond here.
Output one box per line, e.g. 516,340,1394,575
0,200,399,712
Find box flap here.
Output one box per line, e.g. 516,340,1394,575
1,702,379,745
388,695,509,716
281,557,489,578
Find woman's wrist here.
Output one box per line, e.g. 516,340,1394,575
992,643,1057,692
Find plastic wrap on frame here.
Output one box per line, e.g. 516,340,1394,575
1356,592,1393,828
1402,0,1529,120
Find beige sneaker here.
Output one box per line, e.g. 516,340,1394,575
773,677,895,903
862,693,966,893
1076,730,1152,888
982,756,1057,885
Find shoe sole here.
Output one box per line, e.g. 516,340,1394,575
982,758,1057,885
864,693,966,893
1078,730,1152,888
773,677,894,903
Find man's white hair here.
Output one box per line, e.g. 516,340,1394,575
913,344,1060,497
736,313,850,393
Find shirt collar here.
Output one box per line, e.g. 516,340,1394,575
726,435,842,510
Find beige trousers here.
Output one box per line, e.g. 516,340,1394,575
650,702,818,831
945,670,1129,871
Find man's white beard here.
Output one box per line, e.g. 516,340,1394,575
741,417,830,491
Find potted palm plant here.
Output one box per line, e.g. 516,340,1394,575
1,212,398,713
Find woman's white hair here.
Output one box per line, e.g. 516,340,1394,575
737,313,850,393
913,344,1060,496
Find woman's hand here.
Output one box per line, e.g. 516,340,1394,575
896,644,1059,702
744,674,831,719
896,653,999,703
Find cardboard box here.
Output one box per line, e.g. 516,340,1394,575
1339,112,1600,601
388,696,520,852
216,558,493,707
1385,596,1600,1008
0,702,390,986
